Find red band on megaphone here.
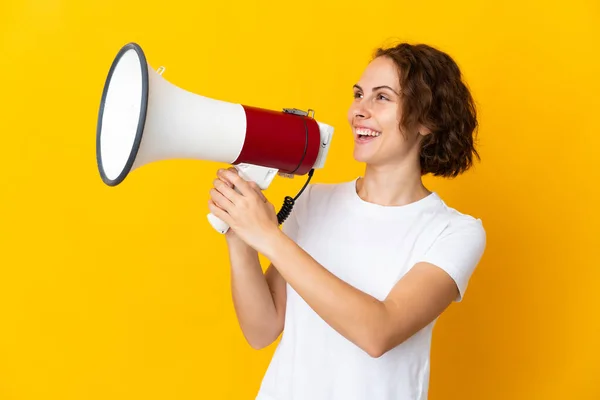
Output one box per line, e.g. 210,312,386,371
233,106,320,175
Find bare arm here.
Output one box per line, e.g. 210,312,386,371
263,231,460,358
212,167,287,349
227,232,287,350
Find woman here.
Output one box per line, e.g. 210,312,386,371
208,42,487,400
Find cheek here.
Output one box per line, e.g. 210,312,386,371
376,104,401,133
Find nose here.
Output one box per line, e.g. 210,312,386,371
351,100,371,120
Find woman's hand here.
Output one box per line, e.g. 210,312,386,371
208,167,281,253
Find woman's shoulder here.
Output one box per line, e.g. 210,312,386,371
433,197,486,241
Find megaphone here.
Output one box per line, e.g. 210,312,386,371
96,42,334,234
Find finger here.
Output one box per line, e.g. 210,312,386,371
220,167,239,186
220,175,264,203
248,181,267,202
213,178,243,204
208,199,234,227
210,187,234,211
218,175,234,188
220,169,253,197
218,168,238,188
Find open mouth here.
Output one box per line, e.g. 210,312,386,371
355,127,382,143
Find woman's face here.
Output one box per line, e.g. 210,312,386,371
347,56,422,168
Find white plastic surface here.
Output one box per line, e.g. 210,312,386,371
99,49,143,181
133,67,247,169
313,121,334,169
99,49,250,181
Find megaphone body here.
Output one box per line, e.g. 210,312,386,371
96,42,334,234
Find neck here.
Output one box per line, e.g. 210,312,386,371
356,163,431,207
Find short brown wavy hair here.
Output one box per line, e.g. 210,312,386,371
373,43,480,178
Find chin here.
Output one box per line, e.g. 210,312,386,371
353,150,397,168
353,149,377,164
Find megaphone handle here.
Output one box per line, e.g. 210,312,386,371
207,163,279,234
207,212,232,234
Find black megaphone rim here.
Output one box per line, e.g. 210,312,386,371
96,42,149,186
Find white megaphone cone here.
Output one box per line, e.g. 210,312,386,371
97,42,334,234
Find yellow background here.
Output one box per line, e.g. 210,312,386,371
1,0,599,398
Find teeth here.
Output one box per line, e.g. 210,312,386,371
356,128,381,137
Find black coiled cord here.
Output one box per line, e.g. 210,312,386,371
276,168,314,225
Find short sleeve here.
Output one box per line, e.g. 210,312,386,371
280,184,313,242
417,216,486,302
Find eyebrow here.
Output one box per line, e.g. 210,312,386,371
353,84,400,96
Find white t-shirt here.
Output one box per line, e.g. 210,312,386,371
255,177,486,400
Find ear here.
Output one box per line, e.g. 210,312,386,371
417,125,432,137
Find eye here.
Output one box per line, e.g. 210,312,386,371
353,91,363,99
376,93,389,101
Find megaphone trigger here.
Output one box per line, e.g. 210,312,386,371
234,163,278,190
